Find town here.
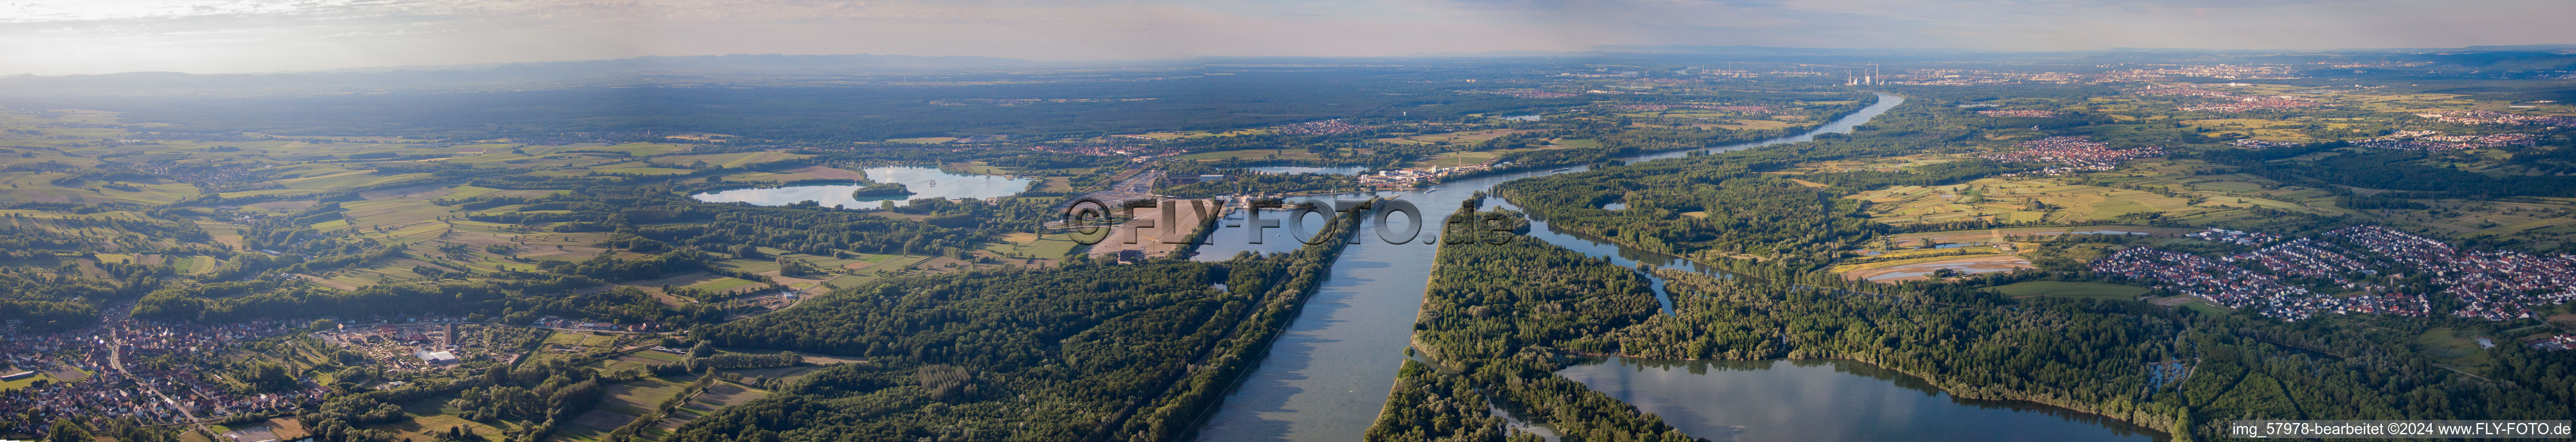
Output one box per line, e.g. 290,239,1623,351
0,317,326,435
1983,136,2166,174
2089,225,2576,323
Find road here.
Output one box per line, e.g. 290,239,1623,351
104,310,216,438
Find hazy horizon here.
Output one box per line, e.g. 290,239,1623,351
6,0,2574,76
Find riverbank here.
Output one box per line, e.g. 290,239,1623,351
1556,347,2179,439
1190,93,1911,442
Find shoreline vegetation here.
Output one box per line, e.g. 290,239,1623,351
1381,209,2185,441
672,206,1363,442
1440,85,2576,441
846,182,913,198
1569,273,2185,437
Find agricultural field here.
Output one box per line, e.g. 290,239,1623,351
981,232,1083,260
1170,146,1363,162
1372,128,1542,146
700,164,868,184
1409,144,1566,169
2412,328,2495,367
580,143,694,156
1847,160,2353,228
1840,255,2034,282
1848,177,2176,224
2353,197,2576,251
1692,119,1796,130
597,272,767,300
653,152,811,169
381,394,520,442
1891,226,2193,247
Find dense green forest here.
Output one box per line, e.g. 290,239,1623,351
1600,266,2576,440
2186,140,2576,199
1423,86,2576,441
1158,164,1362,197
1367,208,1695,442
662,216,1355,442
1373,211,2576,440
1492,95,2027,272
9,52,2576,442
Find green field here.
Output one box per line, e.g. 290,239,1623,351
2414,328,2493,366
687,277,762,294
823,274,877,289
1171,148,1353,162
586,143,693,156
1990,281,2151,300
0,371,60,391
599,376,692,416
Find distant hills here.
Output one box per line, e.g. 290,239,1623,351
0,54,1036,96
6,46,2573,97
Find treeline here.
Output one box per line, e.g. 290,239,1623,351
667,212,1359,442
1473,88,2576,439
1494,98,2057,273
1613,265,2576,439
1396,218,2576,441
300,357,607,442
1159,165,1362,198
129,273,725,327
1368,208,1694,442
0,268,131,331
0,212,211,251
2186,141,2576,199
1368,359,1534,442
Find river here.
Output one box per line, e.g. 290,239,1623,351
1189,92,1920,441
1183,92,2166,441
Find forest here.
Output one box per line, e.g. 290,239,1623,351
1429,85,2576,440
1374,207,2576,441
1491,96,2017,273
1367,207,1695,442
662,214,1356,442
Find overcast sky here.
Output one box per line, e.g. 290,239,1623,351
4,0,2572,76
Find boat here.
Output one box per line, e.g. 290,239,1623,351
1548,167,1572,172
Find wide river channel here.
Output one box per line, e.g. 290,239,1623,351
1186,93,2165,442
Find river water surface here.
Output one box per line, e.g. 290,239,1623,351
1187,93,2156,442
1558,357,2161,442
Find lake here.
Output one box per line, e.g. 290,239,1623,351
1193,93,2137,442
688,166,1033,209
1556,357,2163,442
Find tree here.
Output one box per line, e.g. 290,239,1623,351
46,418,89,442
